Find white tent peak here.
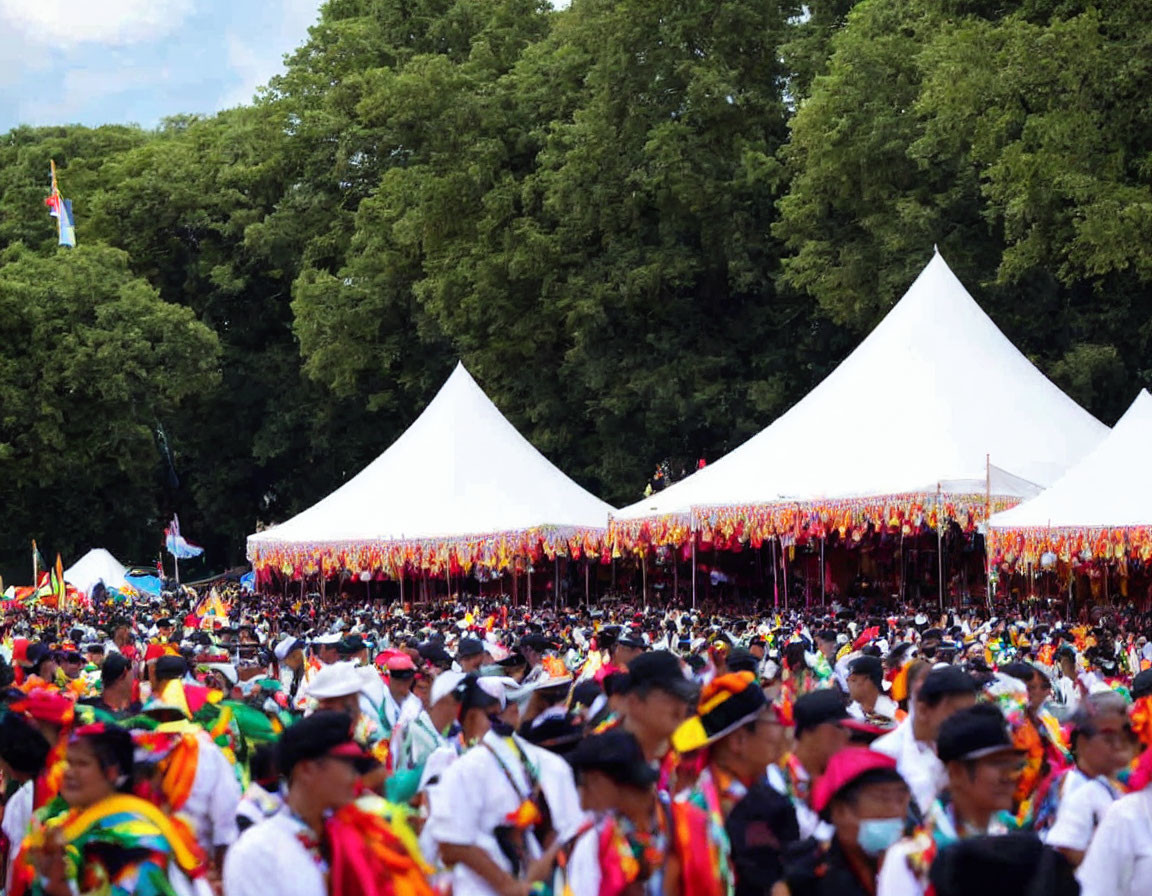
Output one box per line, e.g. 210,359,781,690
989,389,1152,531
248,362,614,553
64,548,129,595
616,251,1107,522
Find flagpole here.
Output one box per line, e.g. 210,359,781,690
175,554,180,585
32,540,38,588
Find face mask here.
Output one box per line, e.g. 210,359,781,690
857,817,904,855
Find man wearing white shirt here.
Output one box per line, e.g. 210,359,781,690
871,666,978,821
427,675,583,896
1076,772,1152,896
224,711,377,896
846,655,903,725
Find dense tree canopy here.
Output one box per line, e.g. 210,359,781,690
0,0,1149,581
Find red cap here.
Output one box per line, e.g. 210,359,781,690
811,746,899,813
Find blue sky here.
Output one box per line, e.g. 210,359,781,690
0,0,324,132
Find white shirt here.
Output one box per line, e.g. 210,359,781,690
426,730,584,896
872,719,944,816
1077,787,1152,896
1048,775,1119,851
222,810,326,896
179,732,242,850
848,693,901,723
2,780,33,891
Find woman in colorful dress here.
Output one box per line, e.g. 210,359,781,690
13,723,209,896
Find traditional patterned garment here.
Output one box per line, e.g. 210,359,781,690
12,793,208,896
678,765,739,896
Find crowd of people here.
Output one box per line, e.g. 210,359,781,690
0,584,1148,896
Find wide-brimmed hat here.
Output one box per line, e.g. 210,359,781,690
671,671,770,753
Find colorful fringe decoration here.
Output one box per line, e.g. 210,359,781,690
326,802,434,896
989,524,1152,566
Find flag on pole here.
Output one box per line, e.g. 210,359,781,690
52,553,65,606
44,160,76,247
32,540,46,576
165,514,204,559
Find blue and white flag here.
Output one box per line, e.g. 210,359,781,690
165,514,204,559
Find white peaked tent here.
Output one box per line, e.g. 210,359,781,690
615,251,1108,541
988,390,1152,562
64,548,130,596
247,363,615,576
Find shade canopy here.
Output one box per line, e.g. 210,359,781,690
247,363,615,577
988,390,1152,564
614,251,1107,548
64,548,130,596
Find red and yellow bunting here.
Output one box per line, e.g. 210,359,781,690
609,493,1020,554
987,525,1152,566
247,525,608,579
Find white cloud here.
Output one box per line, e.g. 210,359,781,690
218,0,322,109
0,0,194,48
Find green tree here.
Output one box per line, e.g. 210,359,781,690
0,243,219,578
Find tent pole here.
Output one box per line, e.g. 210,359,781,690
584,559,590,607
528,565,532,612
554,557,559,611
820,537,826,607
174,555,179,585
691,539,697,610
642,554,648,611
937,486,945,612
780,536,788,612
673,551,679,607
771,537,778,612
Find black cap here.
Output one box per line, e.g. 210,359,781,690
338,635,368,655
566,730,658,788
155,655,188,681
101,652,132,687
929,832,1078,896
278,711,376,775
793,689,850,737
25,643,51,668
456,637,485,659
917,666,978,704
1132,668,1152,701
417,642,453,667
617,630,647,649
848,655,884,687
496,652,527,669
519,634,553,653
727,648,760,675
621,651,698,701
937,704,1019,763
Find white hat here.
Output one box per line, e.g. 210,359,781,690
204,663,238,688
274,635,302,661
306,662,364,700
430,670,465,706
312,632,342,646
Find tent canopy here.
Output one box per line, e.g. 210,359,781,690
247,363,615,576
614,251,1107,545
64,548,130,595
988,390,1152,563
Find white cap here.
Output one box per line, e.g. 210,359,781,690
274,635,300,661
312,632,342,646
305,661,364,699
430,670,465,706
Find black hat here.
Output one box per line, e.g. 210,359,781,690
101,652,132,688
519,633,553,653
25,643,51,669
456,637,485,659
917,666,978,704
156,617,175,628
497,652,528,669
727,648,760,675
929,832,1078,896
278,711,376,775
793,689,850,737
417,642,453,667
1131,668,1152,701
154,655,187,681
937,704,1020,763
566,730,658,789
522,715,584,755
338,635,368,655
617,630,647,650
848,655,884,688
621,651,698,702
